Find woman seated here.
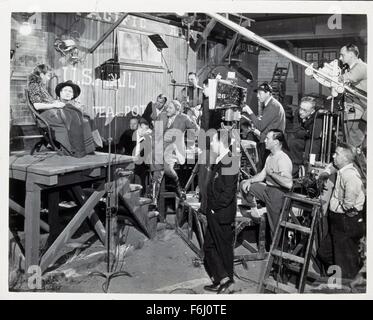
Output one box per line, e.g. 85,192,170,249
28,64,96,157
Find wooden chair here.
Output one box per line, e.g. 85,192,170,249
25,89,59,154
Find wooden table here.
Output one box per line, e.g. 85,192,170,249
9,151,134,273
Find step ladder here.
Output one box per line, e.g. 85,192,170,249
270,62,290,103
257,192,322,293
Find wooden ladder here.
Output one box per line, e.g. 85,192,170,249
270,62,290,103
257,192,322,293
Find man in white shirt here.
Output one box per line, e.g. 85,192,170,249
317,142,365,280
339,44,367,149
240,129,292,235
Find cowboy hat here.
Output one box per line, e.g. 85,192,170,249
55,80,81,99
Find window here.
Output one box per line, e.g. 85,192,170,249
118,29,163,71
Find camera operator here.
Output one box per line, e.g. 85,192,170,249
242,82,286,171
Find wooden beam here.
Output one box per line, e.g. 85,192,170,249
219,33,242,63
88,13,129,54
194,18,217,52
9,199,50,232
40,186,107,272
71,186,106,245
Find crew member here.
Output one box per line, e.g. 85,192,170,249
142,93,167,129
203,129,239,294
162,100,199,198
178,72,203,123
118,117,139,156
286,96,323,176
240,129,293,235
317,142,365,280
339,44,367,149
242,82,286,171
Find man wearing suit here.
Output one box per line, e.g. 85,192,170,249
242,82,286,171
163,100,199,198
142,93,167,130
203,129,239,294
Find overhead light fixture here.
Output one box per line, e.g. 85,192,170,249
19,21,32,36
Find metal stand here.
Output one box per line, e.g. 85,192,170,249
90,84,131,293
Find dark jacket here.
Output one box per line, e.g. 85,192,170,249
287,110,323,165
206,152,239,224
118,129,136,156
247,96,286,143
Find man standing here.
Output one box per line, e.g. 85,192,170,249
203,129,239,294
178,72,203,123
317,143,365,281
339,44,367,149
242,82,286,171
287,96,323,175
240,129,293,234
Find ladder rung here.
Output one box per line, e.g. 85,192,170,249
285,193,321,206
271,249,305,264
280,221,311,234
263,278,298,293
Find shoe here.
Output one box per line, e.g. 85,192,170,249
203,283,220,292
217,279,234,294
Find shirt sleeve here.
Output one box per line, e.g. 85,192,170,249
341,169,364,210
342,63,367,85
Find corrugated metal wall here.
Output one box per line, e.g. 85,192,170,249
53,14,197,118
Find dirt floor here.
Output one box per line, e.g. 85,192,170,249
10,212,267,294
10,212,365,294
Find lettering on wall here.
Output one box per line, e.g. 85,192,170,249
61,67,137,88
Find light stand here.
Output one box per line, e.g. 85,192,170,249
90,82,132,292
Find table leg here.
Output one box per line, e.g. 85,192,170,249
25,181,41,271
47,190,60,247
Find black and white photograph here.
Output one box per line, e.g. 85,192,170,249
3,1,371,298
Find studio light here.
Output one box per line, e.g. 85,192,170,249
19,21,32,36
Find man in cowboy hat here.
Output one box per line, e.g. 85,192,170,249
242,82,286,171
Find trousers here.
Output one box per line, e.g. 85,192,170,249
203,213,235,284
241,182,286,234
317,212,365,280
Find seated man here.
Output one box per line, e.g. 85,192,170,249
286,96,323,176
142,93,167,130
118,117,139,156
163,100,199,198
317,142,365,281
240,129,293,235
